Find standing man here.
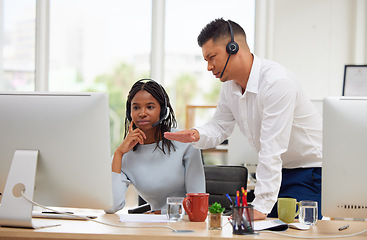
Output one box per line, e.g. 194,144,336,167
164,18,322,220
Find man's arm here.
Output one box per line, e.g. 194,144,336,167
252,77,298,215
164,129,200,143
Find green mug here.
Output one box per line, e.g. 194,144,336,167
277,198,300,223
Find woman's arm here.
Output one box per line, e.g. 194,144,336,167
104,171,130,213
112,122,146,173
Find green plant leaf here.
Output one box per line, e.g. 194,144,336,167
208,202,225,213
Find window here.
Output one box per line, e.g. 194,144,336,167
1,0,36,91
0,0,255,150
49,0,151,92
49,0,152,150
165,0,255,128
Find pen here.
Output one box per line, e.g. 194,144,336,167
236,191,240,207
240,187,248,207
338,224,349,231
244,190,248,206
241,187,245,207
225,194,233,205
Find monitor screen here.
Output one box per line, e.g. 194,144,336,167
0,92,113,227
342,65,367,96
322,97,367,219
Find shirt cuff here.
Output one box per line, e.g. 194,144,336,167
251,195,276,214
190,127,208,149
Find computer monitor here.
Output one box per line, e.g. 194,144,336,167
342,65,367,96
322,96,367,219
0,92,113,228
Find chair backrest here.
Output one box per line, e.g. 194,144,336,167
204,165,248,213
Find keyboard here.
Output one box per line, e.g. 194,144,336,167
32,211,97,220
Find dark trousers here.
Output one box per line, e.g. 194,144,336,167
267,167,322,220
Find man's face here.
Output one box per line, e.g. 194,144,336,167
201,38,230,82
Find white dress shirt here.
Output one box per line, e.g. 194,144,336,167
193,54,322,214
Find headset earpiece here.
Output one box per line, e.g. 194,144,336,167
226,21,239,55
219,21,239,79
226,41,239,54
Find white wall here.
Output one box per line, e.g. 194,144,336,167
254,0,367,99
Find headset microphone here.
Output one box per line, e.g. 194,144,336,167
220,21,239,79
219,53,232,78
152,106,170,127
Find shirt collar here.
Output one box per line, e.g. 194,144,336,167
229,54,261,96
245,54,260,94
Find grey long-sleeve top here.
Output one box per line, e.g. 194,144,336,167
105,140,206,214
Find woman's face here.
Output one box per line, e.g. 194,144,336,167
130,90,161,131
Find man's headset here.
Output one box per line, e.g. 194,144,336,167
219,20,239,78
126,79,170,127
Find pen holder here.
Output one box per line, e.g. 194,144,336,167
231,205,255,235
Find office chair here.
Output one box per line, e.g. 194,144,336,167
128,196,150,214
204,165,248,215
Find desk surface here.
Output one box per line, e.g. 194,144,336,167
1,212,367,240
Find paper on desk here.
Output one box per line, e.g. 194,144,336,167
118,214,174,223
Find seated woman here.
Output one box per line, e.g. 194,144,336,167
105,79,205,214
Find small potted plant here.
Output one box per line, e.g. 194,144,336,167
208,202,225,230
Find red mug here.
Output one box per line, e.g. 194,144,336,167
183,193,209,222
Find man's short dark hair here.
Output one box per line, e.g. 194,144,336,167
197,18,246,47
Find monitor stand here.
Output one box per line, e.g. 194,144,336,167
0,150,58,228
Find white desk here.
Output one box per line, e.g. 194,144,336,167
1,212,367,240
